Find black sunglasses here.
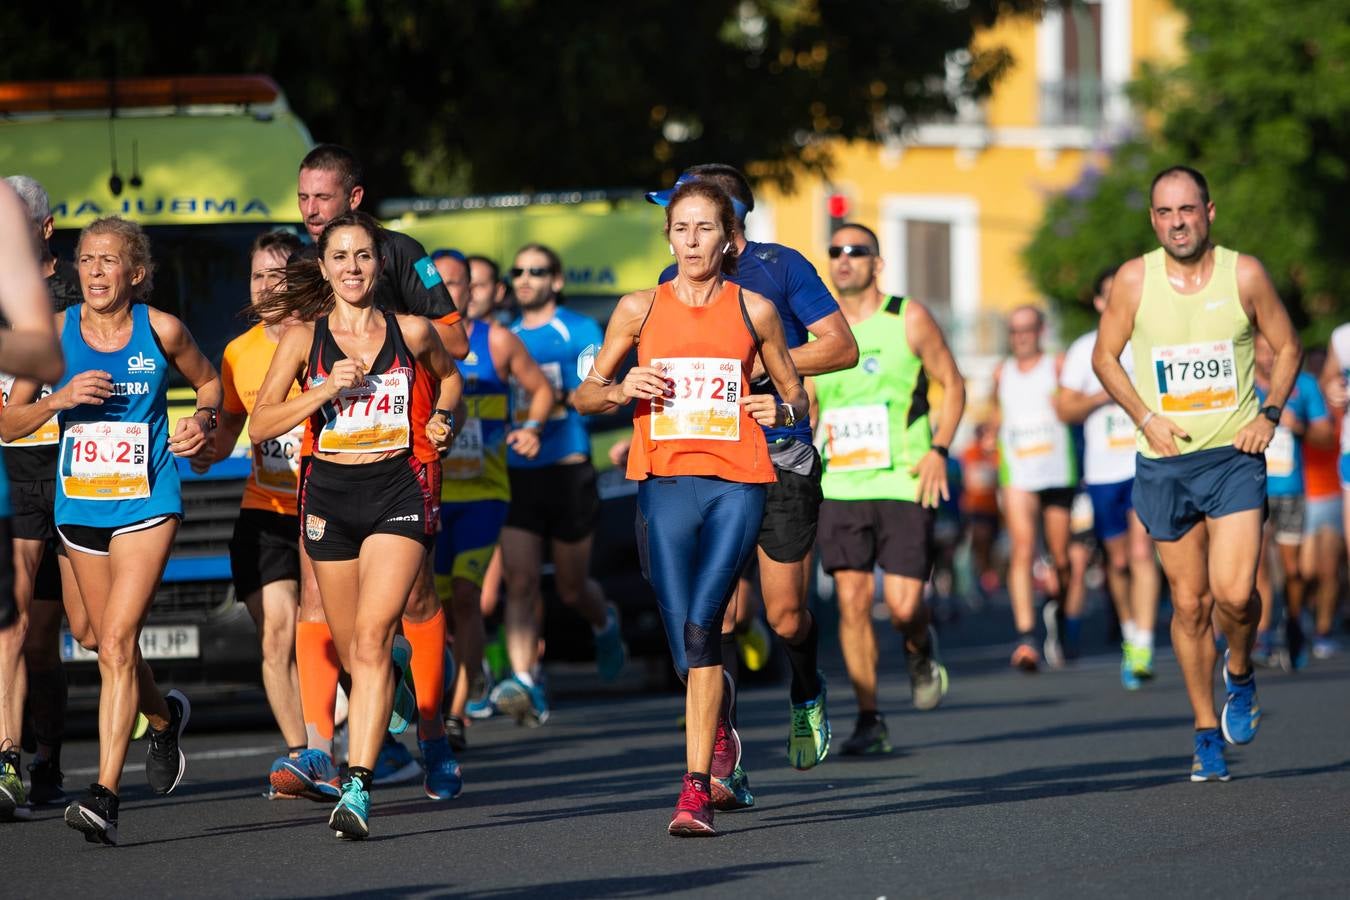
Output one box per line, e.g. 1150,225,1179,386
828,245,874,259
509,266,553,278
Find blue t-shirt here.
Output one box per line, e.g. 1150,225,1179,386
509,307,604,468
660,240,838,444
1257,371,1328,496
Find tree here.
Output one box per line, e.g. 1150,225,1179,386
1024,0,1350,342
0,1,1040,200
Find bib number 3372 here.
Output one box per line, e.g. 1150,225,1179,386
650,357,741,441
61,421,150,500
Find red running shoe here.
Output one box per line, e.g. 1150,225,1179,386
668,774,716,837
710,716,741,780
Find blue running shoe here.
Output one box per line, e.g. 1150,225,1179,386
389,635,417,736
491,674,550,727
1120,643,1142,691
1221,651,1261,745
466,661,495,720
594,605,627,682
711,764,755,811
373,734,423,786
787,671,831,770
1191,728,1230,782
419,736,464,800
270,748,341,801
328,778,370,839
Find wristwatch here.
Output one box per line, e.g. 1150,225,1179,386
1260,405,1282,425
779,403,797,428
432,408,456,430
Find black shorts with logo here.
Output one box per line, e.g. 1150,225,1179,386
300,454,434,562
229,508,301,598
757,447,824,564
505,461,600,543
818,499,936,581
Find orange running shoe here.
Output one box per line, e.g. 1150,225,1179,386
1011,643,1041,672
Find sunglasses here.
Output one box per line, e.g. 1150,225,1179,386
509,266,553,278
828,245,874,259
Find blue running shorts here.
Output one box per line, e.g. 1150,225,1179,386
1086,478,1134,542
1132,446,1265,543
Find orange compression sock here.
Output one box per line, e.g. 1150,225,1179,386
296,620,340,757
402,609,447,740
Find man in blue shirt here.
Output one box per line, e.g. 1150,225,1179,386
647,165,858,803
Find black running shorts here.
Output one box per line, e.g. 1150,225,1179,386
229,508,301,599
57,515,179,556
301,454,435,562
817,498,935,580
756,448,824,563
505,461,600,543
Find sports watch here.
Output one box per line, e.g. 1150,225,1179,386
1260,405,1282,425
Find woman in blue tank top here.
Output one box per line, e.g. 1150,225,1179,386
5,217,220,845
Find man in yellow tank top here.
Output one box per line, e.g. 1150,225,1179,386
1093,166,1302,782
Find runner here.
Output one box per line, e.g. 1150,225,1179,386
7,216,218,842
1094,165,1300,781
0,179,65,823
574,178,805,836
491,243,627,726
1302,348,1343,659
993,306,1076,671
646,164,858,799
959,422,1002,598
435,253,553,747
812,222,965,755
194,229,323,796
1317,328,1350,654
1251,333,1331,669
1058,265,1161,689
250,210,463,839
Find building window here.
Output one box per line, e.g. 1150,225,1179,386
905,220,952,320
879,196,979,355
1038,0,1131,128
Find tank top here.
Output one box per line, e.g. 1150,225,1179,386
441,319,511,502
0,374,59,483
304,312,415,456
625,282,775,484
814,297,932,502
222,324,302,516
997,354,1076,490
54,303,180,526
1130,246,1256,457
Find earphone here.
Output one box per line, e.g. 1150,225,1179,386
668,243,675,256
722,242,731,254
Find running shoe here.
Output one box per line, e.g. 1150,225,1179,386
736,618,772,673
491,674,550,727
1011,642,1040,672
269,749,341,801
1312,636,1341,660
65,783,119,844
419,736,464,801
668,774,716,837
1250,629,1276,668
1042,599,1065,669
1190,728,1230,782
1120,643,1142,691
0,748,28,821
841,716,892,756
1285,616,1309,671
594,605,627,682
786,671,831,770
908,627,949,711
27,755,66,807
1221,651,1261,746
445,714,468,753
389,635,417,736
711,764,755,811
711,716,741,781
329,778,370,840
145,689,190,795
466,662,495,720
372,734,423,786
1132,643,1155,681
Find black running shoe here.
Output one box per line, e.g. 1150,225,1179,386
146,689,191,795
445,715,468,753
65,783,119,845
841,716,892,756
28,755,67,806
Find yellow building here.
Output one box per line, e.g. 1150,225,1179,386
752,0,1186,365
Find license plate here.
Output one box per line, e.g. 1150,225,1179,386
61,624,201,662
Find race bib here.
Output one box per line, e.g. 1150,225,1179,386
1006,420,1059,459
61,421,150,500
254,425,304,494
1152,340,1238,414
317,372,410,453
442,417,485,480
650,357,741,441
1265,426,1296,478
0,375,58,447
1103,408,1137,452
820,404,891,471
513,361,567,425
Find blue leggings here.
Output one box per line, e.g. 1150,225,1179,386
638,476,766,679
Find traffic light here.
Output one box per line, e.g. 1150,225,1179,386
827,191,850,232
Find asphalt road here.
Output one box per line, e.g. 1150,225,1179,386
6,601,1350,899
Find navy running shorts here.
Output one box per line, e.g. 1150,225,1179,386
1132,446,1265,542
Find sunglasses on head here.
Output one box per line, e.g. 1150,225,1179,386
828,245,874,259
509,266,553,278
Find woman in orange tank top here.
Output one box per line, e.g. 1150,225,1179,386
575,181,806,837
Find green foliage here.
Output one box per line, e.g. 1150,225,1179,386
1025,0,1350,343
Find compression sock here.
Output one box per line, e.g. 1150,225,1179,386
402,610,448,740
26,664,67,759
296,621,340,757
784,614,822,705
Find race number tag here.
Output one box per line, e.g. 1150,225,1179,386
650,357,741,441
443,417,485,480
254,425,304,494
317,372,410,453
820,404,890,471
1152,340,1238,414
60,421,150,500
1006,421,1058,459
1265,426,1295,478
0,375,58,447
1103,408,1137,452
513,361,567,425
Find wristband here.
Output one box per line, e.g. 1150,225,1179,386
520,419,543,431
195,407,218,431
1138,411,1155,431
931,444,949,459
